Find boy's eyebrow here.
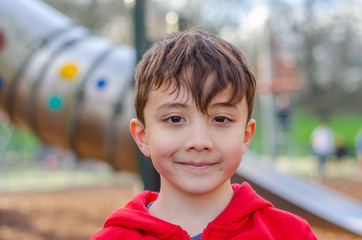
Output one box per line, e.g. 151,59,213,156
156,102,239,112
210,102,239,110
156,103,189,111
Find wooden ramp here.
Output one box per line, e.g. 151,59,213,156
232,152,362,237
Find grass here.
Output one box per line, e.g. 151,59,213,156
1,124,42,163
292,111,362,153
250,108,362,157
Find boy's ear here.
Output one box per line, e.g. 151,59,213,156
130,119,151,157
242,119,256,155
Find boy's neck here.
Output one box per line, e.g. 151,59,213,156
148,178,234,237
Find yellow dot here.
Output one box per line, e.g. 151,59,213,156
60,63,78,81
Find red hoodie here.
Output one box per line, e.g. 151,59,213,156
91,183,317,240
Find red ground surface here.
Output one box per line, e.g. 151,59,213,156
0,178,361,240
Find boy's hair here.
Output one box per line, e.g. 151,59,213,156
134,29,256,126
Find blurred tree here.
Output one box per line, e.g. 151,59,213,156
43,0,134,45
286,0,362,115
235,0,362,116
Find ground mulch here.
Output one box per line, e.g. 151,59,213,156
0,184,135,240
0,179,361,240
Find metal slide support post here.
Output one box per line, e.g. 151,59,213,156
258,21,277,160
134,0,160,191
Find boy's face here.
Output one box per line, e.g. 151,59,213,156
130,81,255,195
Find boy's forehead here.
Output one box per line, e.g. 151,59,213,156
154,81,237,105
153,83,191,104
157,70,222,96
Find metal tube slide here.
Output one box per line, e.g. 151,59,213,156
0,0,138,171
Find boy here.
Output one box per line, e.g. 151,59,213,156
91,29,317,240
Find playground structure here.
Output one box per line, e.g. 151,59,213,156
0,0,362,237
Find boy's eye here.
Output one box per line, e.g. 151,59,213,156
213,116,230,123
166,116,185,123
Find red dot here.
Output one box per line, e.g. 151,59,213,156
0,30,5,53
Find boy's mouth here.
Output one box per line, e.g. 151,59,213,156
176,161,218,169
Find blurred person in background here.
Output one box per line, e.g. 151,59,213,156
334,136,347,161
310,120,334,178
355,126,362,178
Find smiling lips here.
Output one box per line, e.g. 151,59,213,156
177,161,218,170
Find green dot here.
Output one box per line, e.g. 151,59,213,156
48,95,63,112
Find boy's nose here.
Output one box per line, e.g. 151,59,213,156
184,122,214,152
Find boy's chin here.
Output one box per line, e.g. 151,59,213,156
170,179,232,196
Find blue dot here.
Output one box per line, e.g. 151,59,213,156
96,78,107,89
0,75,4,91
48,95,64,112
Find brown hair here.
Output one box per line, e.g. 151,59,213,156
134,29,256,126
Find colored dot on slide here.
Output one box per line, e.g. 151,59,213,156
48,95,64,112
0,75,4,91
0,30,5,53
96,78,107,90
60,63,78,80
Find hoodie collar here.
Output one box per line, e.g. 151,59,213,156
104,182,272,238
